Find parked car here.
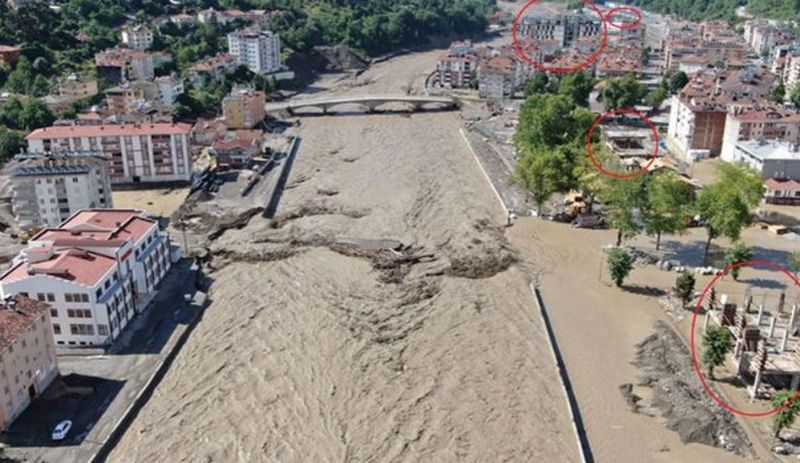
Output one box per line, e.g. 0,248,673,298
51,420,72,441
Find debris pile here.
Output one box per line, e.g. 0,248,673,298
631,321,753,456
330,238,435,283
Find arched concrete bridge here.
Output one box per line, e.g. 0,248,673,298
265,95,458,115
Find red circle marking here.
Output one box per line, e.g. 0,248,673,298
690,259,800,417
512,0,609,74
585,107,659,180
605,6,642,30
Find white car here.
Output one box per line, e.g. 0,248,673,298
51,420,72,441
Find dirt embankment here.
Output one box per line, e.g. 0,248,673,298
624,321,753,457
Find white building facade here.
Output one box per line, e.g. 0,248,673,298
25,123,193,184
227,28,282,75
724,140,800,180
0,210,172,347
11,152,113,228
121,25,154,50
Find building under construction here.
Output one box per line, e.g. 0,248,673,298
702,287,800,400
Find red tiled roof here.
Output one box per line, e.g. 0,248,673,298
0,296,49,352
26,122,192,140
0,249,116,287
765,178,800,191
33,209,157,246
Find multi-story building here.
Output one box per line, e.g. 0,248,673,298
0,45,21,66
667,67,776,161
0,209,172,347
519,12,601,47
0,295,59,430
10,151,113,228
725,140,800,180
436,52,478,89
105,76,184,114
596,46,646,78
211,130,263,169
120,25,154,51
222,87,266,129
187,53,239,86
227,28,282,75
744,20,795,55
721,108,800,161
782,52,800,97
479,55,517,99
95,49,155,85
25,122,193,184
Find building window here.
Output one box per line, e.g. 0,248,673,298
98,325,109,336
65,294,73,303
36,293,45,302
53,324,61,335
104,280,110,290
46,293,55,302
96,289,102,299
19,292,28,298
81,293,89,303
67,309,75,318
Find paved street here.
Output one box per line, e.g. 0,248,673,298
4,259,205,463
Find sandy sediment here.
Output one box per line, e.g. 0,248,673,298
109,64,578,462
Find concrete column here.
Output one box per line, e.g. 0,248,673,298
790,305,798,335
756,304,765,326
769,316,776,338
751,368,762,402
781,328,790,352
703,311,710,333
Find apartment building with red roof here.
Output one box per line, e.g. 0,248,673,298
721,107,800,161
25,122,193,184
0,295,58,430
0,209,172,347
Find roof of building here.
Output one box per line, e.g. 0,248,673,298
95,48,152,67
26,122,192,140
737,139,800,160
765,178,800,191
0,248,117,287
32,209,156,244
188,53,238,73
212,130,262,151
0,45,22,53
12,164,91,177
0,295,49,352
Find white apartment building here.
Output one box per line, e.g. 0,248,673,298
0,209,172,347
227,28,282,75
724,139,800,180
121,25,154,50
720,108,800,161
10,152,113,228
25,122,193,184
783,53,800,97
0,295,59,430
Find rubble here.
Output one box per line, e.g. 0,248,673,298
632,321,754,456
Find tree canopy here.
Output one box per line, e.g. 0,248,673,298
602,74,647,111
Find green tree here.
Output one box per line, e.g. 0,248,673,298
771,80,786,103
791,84,800,108
602,74,647,111
645,85,668,108
669,71,689,94
515,146,576,216
674,273,696,308
599,175,647,246
557,71,593,107
607,248,634,287
643,171,694,250
701,325,733,379
724,241,753,280
695,163,763,265
524,73,550,97
772,390,800,439
0,126,23,161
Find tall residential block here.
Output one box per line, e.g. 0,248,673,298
227,28,282,75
